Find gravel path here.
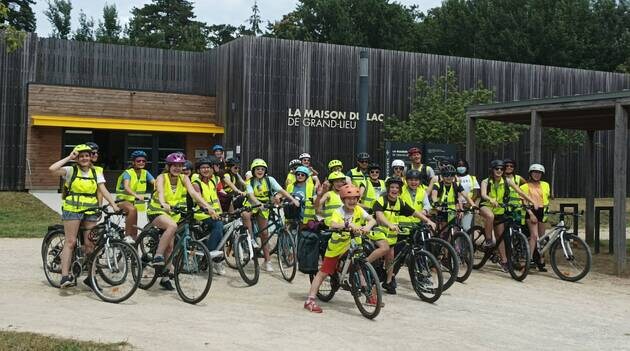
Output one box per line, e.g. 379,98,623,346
2,238,629,351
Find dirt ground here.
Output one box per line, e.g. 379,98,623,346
2,238,630,351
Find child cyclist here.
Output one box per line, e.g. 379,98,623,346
431,164,476,233
373,177,436,294
242,158,300,272
314,171,346,227
305,185,377,313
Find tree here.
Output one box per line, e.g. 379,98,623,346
127,0,208,51
208,24,245,47
44,0,72,39
268,0,421,51
73,10,93,41
0,2,26,52
1,0,36,32
245,0,262,36
95,3,121,44
384,70,525,152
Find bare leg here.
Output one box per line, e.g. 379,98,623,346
119,201,138,239
61,220,81,276
257,216,270,261
495,223,506,263
367,240,389,263
153,215,177,257
479,207,495,242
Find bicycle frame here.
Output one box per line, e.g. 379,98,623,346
538,215,570,257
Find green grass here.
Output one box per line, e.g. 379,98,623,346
0,192,60,238
0,330,131,351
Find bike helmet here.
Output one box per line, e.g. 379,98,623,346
73,144,92,154
392,159,405,168
225,157,240,167
405,169,422,180
328,171,346,182
165,152,186,164
407,147,421,156
490,159,505,169
85,142,99,151
339,184,361,199
295,166,311,177
212,144,224,152
441,164,457,177
385,176,404,189
130,150,147,160
368,163,381,171
503,158,516,166
195,157,212,170
328,159,343,170
299,152,311,160
356,152,370,161
250,158,268,171
208,156,222,166
528,163,545,173
183,160,193,170
289,159,302,169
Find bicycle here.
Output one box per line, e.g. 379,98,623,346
470,204,531,281
41,204,141,303
537,211,592,282
135,206,213,304
431,205,475,283
308,231,384,319
234,201,298,285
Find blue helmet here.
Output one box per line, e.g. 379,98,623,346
130,150,147,160
212,144,224,152
295,166,311,176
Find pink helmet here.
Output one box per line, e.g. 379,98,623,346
165,152,186,164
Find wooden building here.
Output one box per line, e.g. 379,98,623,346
1,34,629,195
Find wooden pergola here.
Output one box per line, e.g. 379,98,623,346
466,91,629,275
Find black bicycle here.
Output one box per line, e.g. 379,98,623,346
42,204,141,303
432,205,475,283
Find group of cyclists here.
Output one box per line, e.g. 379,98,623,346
49,142,552,314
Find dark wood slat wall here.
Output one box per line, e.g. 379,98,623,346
216,36,630,197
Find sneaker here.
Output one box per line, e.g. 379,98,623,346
59,275,74,289
483,239,495,249
151,255,165,267
83,277,101,292
304,299,323,313
263,261,274,272
159,279,175,291
499,262,510,273
210,250,224,260
123,236,136,245
214,262,226,276
537,263,548,272
382,282,397,295
391,277,397,289
367,291,385,307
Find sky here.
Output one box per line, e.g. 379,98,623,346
32,0,443,37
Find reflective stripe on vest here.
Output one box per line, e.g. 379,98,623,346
437,182,458,221
361,179,384,208
325,206,365,257
286,177,316,224
116,168,148,211
508,175,523,205
398,185,427,229
247,177,271,203
323,191,343,226
147,174,187,222
349,168,366,188
374,196,403,242
191,174,222,221
62,165,99,213
482,177,510,215
520,181,550,221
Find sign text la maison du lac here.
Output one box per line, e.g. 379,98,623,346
287,108,384,130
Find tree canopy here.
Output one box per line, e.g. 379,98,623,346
43,0,72,39
1,0,36,32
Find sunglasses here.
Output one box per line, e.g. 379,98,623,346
494,167,504,171
232,166,240,170
296,172,307,177
393,167,404,170
91,151,98,155
358,159,369,163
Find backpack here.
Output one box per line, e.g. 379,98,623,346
62,165,97,198
297,230,320,274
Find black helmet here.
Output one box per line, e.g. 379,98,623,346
195,157,212,170
208,156,222,166
406,169,422,180
503,158,516,166
357,152,370,161
85,141,99,151
368,163,381,171
490,159,505,169
225,157,240,167
441,164,456,177
183,160,193,170
385,176,404,189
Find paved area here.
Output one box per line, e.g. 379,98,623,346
1,238,629,351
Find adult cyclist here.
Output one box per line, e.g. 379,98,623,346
347,152,370,188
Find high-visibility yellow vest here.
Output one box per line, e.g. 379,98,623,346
322,191,343,226
147,174,187,222
62,165,99,214
520,181,550,222
286,177,316,224
349,167,366,188
435,181,458,221
361,179,385,208
508,174,524,206
482,176,510,215
374,196,404,245
398,184,427,229
325,206,366,257
115,168,148,212
191,174,222,221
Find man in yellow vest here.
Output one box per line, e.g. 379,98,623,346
407,147,435,188
346,152,370,187
116,150,156,242
359,163,385,211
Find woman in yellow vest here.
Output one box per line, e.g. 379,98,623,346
304,185,377,313
242,158,300,273
520,163,551,271
286,166,318,226
49,144,120,289
431,165,475,230
146,153,214,289
220,157,247,212
191,157,225,275
374,177,436,294
479,160,538,272
315,171,346,227
359,163,385,211
115,150,156,242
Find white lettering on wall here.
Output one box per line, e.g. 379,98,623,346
287,108,383,129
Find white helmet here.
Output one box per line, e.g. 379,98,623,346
299,153,311,160
392,159,405,168
528,163,545,173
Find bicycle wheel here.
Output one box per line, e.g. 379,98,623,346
452,231,474,283
223,231,238,269
407,250,443,303
425,237,459,291
309,272,338,302
174,240,213,304
42,229,65,288
277,229,297,282
235,234,260,286
350,260,382,319
136,229,159,289
469,225,488,269
507,230,530,282
90,241,141,303
550,233,592,282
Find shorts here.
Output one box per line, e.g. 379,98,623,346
526,208,546,223
320,255,341,275
367,230,387,242
62,210,99,222
147,214,161,223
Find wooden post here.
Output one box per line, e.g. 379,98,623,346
584,131,595,245
466,115,477,175
613,103,627,275
530,110,542,163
